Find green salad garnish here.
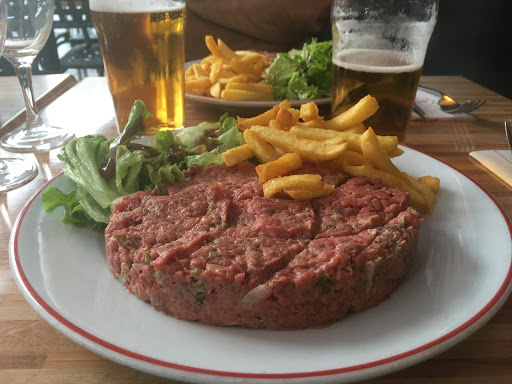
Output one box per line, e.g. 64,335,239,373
42,100,244,231
262,39,332,100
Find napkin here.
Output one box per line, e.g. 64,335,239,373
412,88,475,120
469,150,512,188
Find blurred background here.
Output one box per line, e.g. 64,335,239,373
1,0,510,99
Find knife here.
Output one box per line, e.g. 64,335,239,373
413,103,427,120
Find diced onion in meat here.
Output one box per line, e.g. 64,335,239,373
241,284,271,305
132,263,145,273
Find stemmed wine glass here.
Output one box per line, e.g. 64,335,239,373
0,0,38,192
0,0,74,152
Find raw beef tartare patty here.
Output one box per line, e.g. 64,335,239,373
105,162,422,330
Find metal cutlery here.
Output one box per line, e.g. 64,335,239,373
413,103,427,119
418,84,486,114
505,121,512,152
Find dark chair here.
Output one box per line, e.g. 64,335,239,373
53,0,104,79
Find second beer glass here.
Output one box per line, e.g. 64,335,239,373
331,0,438,141
90,0,186,135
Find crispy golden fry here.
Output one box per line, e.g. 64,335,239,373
289,126,399,157
285,184,335,200
342,163,430,213
223,73,262,84
263,174,323,198
222,144,255,167
236,106,280,130
185,77,212,94
221,89,273,101
278,100,292,109
360,127,398,175
191,63,208,78
217,38,241,60
251,125,348,162
299,102,320,122
210,82,221,98
243,130,280,163
225,82,274,94
298,119,325,128
255,152,303,182
268,119,282,130
205,35,222,57
403,173,437,211
324,95,379,131
276,108,295,130
290,125,338,140
344,123,366,134
418,175,441,193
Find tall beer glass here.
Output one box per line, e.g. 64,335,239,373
331,0,438,141
90,0,186,135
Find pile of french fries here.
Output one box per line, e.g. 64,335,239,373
221,95,440,213
185,36,274,101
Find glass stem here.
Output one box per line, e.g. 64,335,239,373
11,60,43,129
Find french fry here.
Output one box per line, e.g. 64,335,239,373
360,127,398,176
222,144,255,167
250,125,348,162
210,82,221,98
217,38,241,60
204,35,222,57
225,82,274,94
285,184,335,200
299,102,320,122
221,89,274,101
275,108,295,130
236,106,280,131
191,63,208,78
290,126,400,157
418,175,441,193
243,130,280,163
324,95,379,131
255,152,303,182
263,174,323,198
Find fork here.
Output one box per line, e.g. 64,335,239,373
418,84,486,114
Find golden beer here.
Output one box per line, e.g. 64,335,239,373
90,1,185,135
332,49,422,142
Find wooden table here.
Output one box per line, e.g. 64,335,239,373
1,75,511,384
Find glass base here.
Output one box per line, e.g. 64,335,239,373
0,158,38,193
0,123,74,152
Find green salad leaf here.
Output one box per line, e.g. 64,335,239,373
42,104,246,231
263,39,332,100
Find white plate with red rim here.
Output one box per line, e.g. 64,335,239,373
9,146,512,383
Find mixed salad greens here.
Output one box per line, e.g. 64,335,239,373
41,100,244,231
262,39,332,100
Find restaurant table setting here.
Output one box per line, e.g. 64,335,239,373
1,0,512,384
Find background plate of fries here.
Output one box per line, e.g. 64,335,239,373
185,60,330,113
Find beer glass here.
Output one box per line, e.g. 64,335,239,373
331,0,438,141
1,0,74,152
90,0,186,136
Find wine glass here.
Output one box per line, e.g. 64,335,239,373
0,0,38,192
0,0,74,152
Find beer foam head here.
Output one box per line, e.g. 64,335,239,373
89,0,184,13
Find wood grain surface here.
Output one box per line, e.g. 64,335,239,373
0,75,511,384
